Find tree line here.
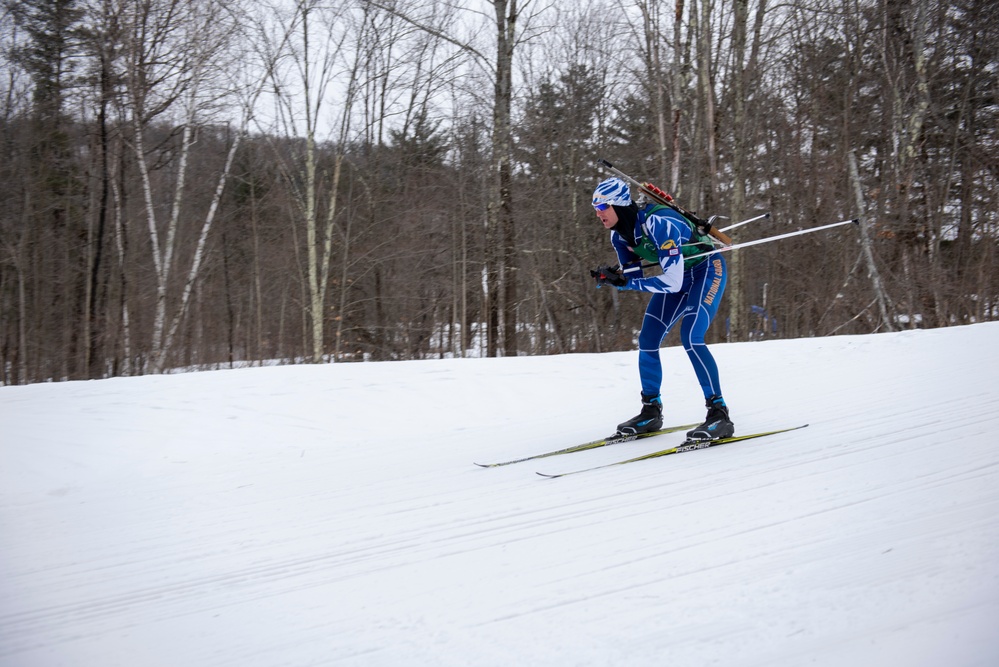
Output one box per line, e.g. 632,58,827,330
1,0,996,384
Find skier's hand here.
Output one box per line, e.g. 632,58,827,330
591,265,627,288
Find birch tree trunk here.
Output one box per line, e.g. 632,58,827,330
159,129,244,368
300,3,325,363
849,150,895,331
109,158,132,376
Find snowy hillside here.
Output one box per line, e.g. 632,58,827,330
2,323,999,667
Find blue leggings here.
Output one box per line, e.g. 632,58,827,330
637,256,727,400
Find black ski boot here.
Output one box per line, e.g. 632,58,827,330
617,394,664,435
686,395,734,441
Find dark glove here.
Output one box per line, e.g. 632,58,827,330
591,265,628,288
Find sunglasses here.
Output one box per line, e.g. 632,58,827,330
594,203,610,211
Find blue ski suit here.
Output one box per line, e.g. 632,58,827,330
609,204,727,401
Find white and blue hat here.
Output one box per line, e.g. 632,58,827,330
592,177,631,210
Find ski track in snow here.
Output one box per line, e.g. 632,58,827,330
2,324,998,666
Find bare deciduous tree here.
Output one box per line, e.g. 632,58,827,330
120,0,254,371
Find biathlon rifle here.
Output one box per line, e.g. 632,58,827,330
597,159,734,246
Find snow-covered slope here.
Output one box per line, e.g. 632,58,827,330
2,323,998,667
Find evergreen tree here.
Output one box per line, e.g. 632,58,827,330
9,0,88,379
10,0,84,123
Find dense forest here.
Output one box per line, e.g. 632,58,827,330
1,0,996,384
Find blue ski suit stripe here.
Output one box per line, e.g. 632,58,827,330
609,205,727,400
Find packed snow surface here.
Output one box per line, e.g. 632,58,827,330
2,323,999,667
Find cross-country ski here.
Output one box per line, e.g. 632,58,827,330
536,424,809,478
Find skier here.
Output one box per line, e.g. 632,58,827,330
590,176,734,441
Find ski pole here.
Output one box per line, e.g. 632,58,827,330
686,218,859,261
719,212,770,233
638,217,858,269
597,159,734,246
